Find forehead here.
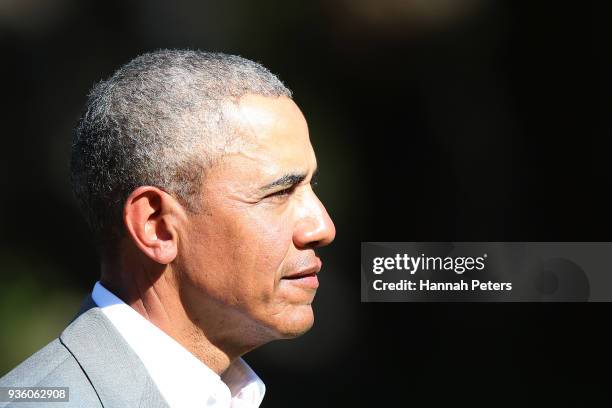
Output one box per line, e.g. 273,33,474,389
208,95,316,187
229,95,310,151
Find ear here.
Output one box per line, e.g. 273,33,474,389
123,186,184,264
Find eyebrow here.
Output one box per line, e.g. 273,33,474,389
260,167,319,193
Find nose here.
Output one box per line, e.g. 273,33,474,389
293,190,336,249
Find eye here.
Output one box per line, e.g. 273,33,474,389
266,185,296,199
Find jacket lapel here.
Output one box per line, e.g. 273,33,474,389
60,296,169,408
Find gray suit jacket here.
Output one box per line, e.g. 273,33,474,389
0,296,170,408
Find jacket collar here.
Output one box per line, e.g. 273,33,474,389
59,295,169,408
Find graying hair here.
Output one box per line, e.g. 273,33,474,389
70,49,292,248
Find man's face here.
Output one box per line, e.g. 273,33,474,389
176,95,336,345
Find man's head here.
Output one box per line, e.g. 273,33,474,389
70,50,335,352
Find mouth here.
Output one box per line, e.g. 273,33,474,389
281,262,322,289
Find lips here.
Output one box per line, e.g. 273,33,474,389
282,271,317,280
282,260,322,280
283,267,320,280
281,260,322,289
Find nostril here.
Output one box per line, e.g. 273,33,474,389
307,240,320,249
296,239,320,250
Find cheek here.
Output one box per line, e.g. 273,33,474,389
241,209,294,285
185,206,294,302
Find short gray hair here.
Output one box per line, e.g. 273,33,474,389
70,49,292,248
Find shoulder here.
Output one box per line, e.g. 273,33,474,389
0,297,168,408
0,338,101,408
1,338,73,387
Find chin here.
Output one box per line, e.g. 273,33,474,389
273,304,315,339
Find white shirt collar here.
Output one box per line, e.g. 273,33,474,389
91,281,266,408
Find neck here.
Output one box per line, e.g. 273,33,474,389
100,254,243,375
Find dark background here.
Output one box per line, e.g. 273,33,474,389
1,1,610,406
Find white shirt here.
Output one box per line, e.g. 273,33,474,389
91,282,266,408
